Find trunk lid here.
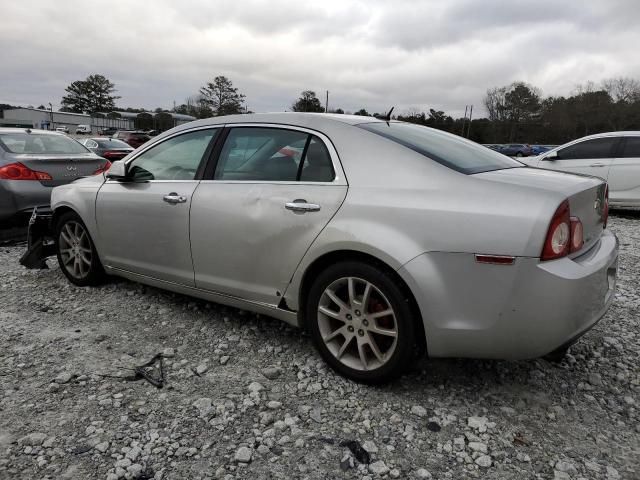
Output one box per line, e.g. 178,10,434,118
12,153,106,187
475,167,607,255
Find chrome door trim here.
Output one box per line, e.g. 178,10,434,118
203,123,348,186
104,265,299,326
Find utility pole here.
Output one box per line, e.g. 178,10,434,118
460,105,468,135
325,90,329,113
466,105,473,138
48,103,53,130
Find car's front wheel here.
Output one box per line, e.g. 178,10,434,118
55,211,105,286
306,261,417,383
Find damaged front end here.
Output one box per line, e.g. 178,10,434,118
19,207,56,269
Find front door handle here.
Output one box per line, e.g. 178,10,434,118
163,193,187,204
590,163,607,167
285,200,321,213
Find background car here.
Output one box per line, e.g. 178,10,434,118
522,132,640,207
113,130,152,149
0,129,108,224
98,127,118,136
530,144,555,156
498,143,532,156
75,125,91,134
55,126,69,134
40,113,617,383
78,137,134,161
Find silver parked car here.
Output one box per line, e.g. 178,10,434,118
34,113,618,383
0,129,109,223
522,131,640,207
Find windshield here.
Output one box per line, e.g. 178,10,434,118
96,138,132,149
0,132,90,154
358,122,523,174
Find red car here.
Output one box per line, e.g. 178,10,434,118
112,131,151,149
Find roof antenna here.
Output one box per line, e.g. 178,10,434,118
385,106,394,121
375,107,395,124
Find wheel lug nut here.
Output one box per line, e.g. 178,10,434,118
358,329,364,336
355,310,361,316
363,320,369,326
348,326,354,332
346,314,352,320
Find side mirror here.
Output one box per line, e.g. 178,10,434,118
543,150,558,161
105,160,127,180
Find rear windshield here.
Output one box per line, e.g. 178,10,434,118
0,132,89,154
358,122,523,174
96,139,131,149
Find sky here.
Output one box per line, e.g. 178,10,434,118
1,0,640,117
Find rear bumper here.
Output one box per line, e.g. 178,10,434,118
0,180,53,222
399,230,619,359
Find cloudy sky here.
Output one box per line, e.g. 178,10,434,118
2,0,639,117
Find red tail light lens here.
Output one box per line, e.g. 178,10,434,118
0,162,52,180
541,200,571,261
570,216,584,253
93,161,112,175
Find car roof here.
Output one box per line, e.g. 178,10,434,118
192,112,383,127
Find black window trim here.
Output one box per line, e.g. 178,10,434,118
617,136,640,158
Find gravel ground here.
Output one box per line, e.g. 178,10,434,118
0,214,638,480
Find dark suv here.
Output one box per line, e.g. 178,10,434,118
113,131,151,149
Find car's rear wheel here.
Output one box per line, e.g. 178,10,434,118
55,211,105,286
516,152,523,157
306,261,416,383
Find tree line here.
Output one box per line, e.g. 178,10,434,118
6,73,640,145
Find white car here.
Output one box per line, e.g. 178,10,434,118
75,125,91,134
55,126,69,134
522,131,640,207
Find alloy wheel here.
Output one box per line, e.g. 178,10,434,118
58,221,93,279
317,276,398,371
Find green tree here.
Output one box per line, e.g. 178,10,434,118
353,108,370,116
199,76,245,116
291,91,325,112
61,74,120,113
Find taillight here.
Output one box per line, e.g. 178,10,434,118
541,200,571,260
570,217,584,253
0,162,52,180
103,151,125,159
93,161,112,175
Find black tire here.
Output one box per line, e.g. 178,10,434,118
55,211,106,286
516,152,523,157
305,260,417,384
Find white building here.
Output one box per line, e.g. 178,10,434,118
0,107,196,133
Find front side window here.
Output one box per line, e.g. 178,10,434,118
359,122,522,174
214,127,334,182
556,137,619,160
0,133,90,154
128,129,217,181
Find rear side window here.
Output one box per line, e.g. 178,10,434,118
556,137,619,160
0,133,90,154
358,122,522,174
214,127,334,182
621,137,640,157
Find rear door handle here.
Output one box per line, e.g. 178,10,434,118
163,193,187,204
590,163,606,167
285,200,321,213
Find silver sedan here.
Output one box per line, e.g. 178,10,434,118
44,113,618,383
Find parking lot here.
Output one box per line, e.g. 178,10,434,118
0,213,637,480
